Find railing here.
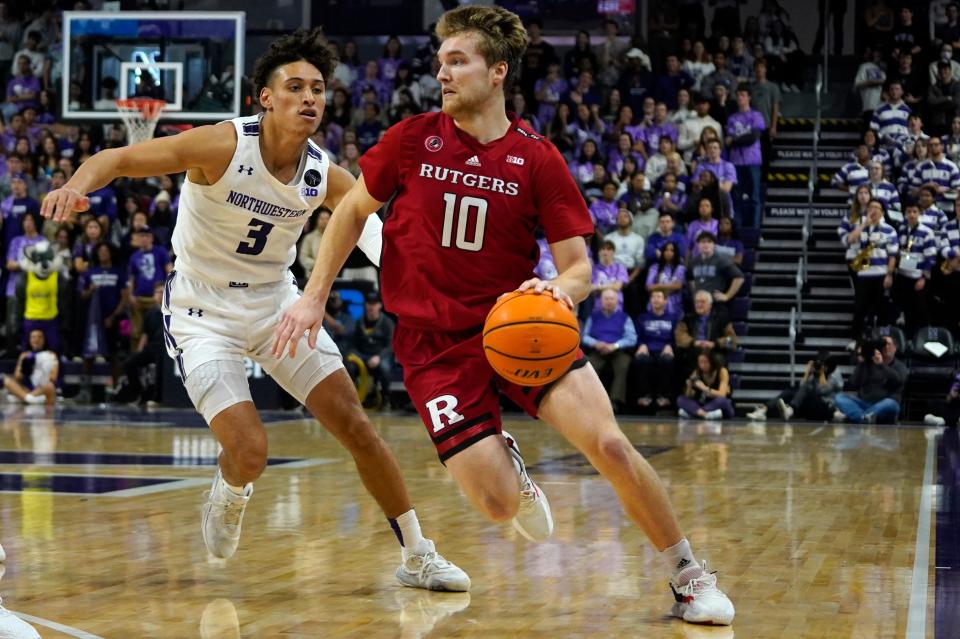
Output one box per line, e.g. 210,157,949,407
788,307,797,385
803,65,824,286
794,257,804,336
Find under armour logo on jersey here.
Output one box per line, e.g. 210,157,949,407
238,165,254,175
465,155,481,167
188,308,204,317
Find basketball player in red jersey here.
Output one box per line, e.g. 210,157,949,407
274,6,734,625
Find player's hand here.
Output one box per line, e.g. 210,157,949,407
271,292,327,359
871,349,883,365
41,186,90,223
517,278,575,309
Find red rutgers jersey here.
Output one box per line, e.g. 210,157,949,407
358,111,594,332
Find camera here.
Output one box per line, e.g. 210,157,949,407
859,339,883,362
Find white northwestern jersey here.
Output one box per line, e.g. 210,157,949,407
173,114,381,286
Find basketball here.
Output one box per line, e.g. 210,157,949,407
482,290,581,386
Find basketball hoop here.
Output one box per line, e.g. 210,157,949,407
115,98,166,145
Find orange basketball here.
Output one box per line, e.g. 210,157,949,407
483,290,581,386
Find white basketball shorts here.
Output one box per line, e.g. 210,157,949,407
160,270,344,419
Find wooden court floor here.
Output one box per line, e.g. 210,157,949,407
0,405,942,638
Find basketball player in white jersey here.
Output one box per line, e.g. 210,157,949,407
41,29,469,592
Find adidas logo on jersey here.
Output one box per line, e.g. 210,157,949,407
465,155,481,167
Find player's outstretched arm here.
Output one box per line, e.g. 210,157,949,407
41,122,237,223
518,236,592,308
271,172,384,358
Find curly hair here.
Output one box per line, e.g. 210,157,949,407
435,6,527,89
251,28,335,95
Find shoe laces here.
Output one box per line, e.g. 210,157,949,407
205,490,246,533
409,549,455,582
672,562,722,600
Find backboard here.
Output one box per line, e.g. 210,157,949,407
62,11,244,122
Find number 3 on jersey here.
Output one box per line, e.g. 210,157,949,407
236,218,275,255
441,193,487,251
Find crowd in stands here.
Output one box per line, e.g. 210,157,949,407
0,3,791,414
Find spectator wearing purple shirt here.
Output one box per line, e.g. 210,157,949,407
534,236,559,281
654,172,687,217
653,55,695,109
86,184,118,222
5,213,42,298
644,212,687,263
692,139,737,220
534,64,566,126
128,227,172,349
715,217,745,266
2,55,40,121
591,240,629,311
352,61,391,107
725,86,766,228
642,103,679,155
645,241,686,316
569,139,603,186
1,173,40,258
686,198,720,257
606,132,645,178
378,36,403,86
633,290,679,408
589,182,620,234
79,242,129,359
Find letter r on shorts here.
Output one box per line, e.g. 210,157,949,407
426,394,465,432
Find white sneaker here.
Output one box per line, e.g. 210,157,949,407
678,408,691,418
924,414,946,426
776,399,794,420
501,431,554,541
3,395,19,405
0,543,5,562
747,407,766,421
670,561,735,625
832,410,846,422
395,538,471,592
0,599,40,639
703,409,722,420
201,468,252,559
22,395,44,406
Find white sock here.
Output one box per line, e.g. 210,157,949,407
661,538,698,580
391,509,426,560
222,480,248,497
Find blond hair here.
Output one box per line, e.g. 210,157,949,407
436,6,528,88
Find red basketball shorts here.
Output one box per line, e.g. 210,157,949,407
393,324,586,463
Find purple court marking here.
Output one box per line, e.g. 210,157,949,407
936,427,959,639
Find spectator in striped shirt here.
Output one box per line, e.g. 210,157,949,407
839,185,874,284
861,129,894,174
845,199,898,342
870,80,911,146
891,114,929,168
832,143,871,196
866,161,901,219
916,185,949,233
897,137,928,199
914,136,960,211
895,203,937,334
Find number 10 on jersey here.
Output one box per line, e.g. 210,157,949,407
441,193,487,252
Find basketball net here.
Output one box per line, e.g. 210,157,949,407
115,98,166,146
